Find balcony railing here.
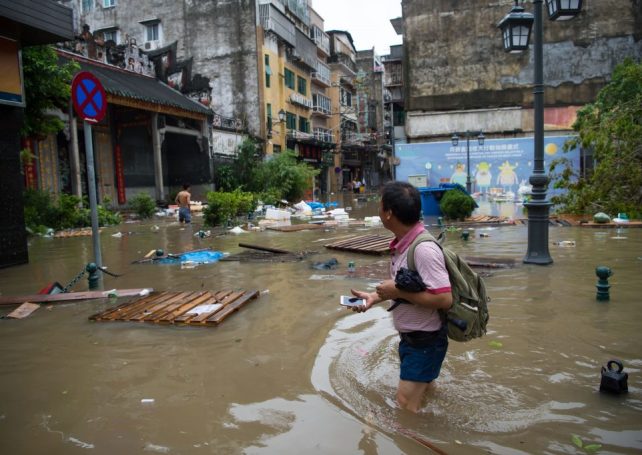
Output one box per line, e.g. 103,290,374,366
314,127,334,143
311,60,331,86
259,3,296,46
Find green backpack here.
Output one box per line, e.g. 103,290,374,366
406,232,490,342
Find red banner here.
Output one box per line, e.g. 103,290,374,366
114,144,126,204
21,138,37,189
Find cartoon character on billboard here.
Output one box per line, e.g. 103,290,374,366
497,161,519,191
475,162,492,194
450,162,467,187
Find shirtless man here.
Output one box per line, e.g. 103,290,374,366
175,184,191,224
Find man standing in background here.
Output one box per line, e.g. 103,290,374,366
175,184,192,224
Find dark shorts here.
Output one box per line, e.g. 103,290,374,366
178,207,191,223
398,327,448,383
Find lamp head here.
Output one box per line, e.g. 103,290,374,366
545,0,583,21
497,1,534,53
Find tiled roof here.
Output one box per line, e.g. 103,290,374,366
59,50,210,117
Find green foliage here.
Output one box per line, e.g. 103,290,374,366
21,45,79,138
203,189,257,226
23,189,121,233
214,138,318,203
257,188,283,206
128,192,157,219
439,190,476,220
255,149,319,201
549,59,642,217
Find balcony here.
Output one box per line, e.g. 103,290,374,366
311,60,331,86
327,52,356,75
259,3,296,46
313,127,334,143
342,132,375,145
310,25,330,55
292,28,317,70
312,93,331,116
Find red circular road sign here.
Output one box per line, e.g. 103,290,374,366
71,71,107,123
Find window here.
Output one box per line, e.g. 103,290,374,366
284,68,295,90
298,116,310,133
102,30,118,43
146,23,160,41
340,88,352,107
103,0,116,7
286,112,296,130
266,103,272,130
265,55,271,88
297,76,307,96
82,0,93,12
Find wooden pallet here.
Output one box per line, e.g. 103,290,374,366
324,234,393,255
89,290,260,326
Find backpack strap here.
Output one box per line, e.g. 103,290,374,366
406,231,439,272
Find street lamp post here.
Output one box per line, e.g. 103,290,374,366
451,131,485,194
498,0,582,265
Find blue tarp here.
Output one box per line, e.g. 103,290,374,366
156,250,224,264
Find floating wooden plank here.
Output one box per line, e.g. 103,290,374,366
266,224,325,232
325,234,393,255
5,302,40,319
238,243,293,254
89,290,260,327
0,288,153,306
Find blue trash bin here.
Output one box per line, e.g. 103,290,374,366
419,184,476,217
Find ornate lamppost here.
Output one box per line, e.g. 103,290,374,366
497,0,583,265
451,131,485,194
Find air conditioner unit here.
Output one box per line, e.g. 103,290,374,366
144,42,151,50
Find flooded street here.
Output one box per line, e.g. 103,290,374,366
1,195,641,454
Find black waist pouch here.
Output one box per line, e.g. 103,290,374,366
399,326,445,348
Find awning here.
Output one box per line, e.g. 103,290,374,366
58,50,210,120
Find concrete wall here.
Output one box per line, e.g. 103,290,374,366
402,0,642,113
74,0,261,136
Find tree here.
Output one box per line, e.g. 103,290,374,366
549,59,642,217
21,45,79,138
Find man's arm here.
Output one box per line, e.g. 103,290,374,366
375,280,452,310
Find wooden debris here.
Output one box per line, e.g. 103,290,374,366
0,289,153,306
238,243,293,254
325,234,393,255
89,290,260,326
54,228,102,238
221,250,314,263
266,224,325,232
5,302,40,319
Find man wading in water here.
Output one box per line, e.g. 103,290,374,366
175,183,192,224
350,181,452,413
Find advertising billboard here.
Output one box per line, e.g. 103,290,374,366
396,135,580,196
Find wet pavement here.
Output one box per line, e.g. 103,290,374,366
0,194,641,454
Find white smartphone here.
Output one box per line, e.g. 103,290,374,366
340,295,365,307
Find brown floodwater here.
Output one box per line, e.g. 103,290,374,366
0,194,641,454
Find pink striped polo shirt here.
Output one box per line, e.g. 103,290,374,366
389,222,451,333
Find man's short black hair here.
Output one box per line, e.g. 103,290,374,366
381,181,421,226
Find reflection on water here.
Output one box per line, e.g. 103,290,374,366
0,193,641,454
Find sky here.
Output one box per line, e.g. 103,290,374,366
311,0,402,56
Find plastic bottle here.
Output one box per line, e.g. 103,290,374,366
348,261,356,275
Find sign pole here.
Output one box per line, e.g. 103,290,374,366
71,71,108,278
83,120,102,270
